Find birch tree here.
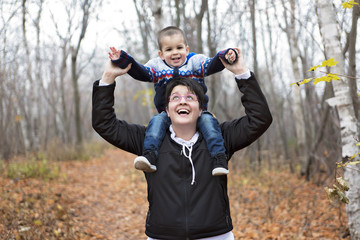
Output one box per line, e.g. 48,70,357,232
316,1,360,238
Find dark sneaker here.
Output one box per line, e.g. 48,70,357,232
134,152,157,172
212,153,229,176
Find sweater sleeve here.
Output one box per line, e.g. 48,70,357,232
202,48,238,77
92,80,145,156
221,73,272,158
111,50,155,83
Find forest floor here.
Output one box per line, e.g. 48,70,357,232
0,148,350,240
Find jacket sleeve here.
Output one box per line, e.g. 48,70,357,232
221,73,272,158
111,50,155,83
202,48,238,77
92,80,145,156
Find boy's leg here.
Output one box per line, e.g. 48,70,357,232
198,111,229,176
134,112,170,172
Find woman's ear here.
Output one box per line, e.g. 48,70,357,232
166,107,170,117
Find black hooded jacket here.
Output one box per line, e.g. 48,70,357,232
92,73,272,240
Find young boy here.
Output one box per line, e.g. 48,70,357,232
109,26,237,176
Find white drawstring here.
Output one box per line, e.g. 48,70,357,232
170,125,198,185
182,144,196,185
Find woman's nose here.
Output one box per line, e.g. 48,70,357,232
179,96,187,104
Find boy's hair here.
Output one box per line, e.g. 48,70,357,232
165,78,205,110
157,26,188,50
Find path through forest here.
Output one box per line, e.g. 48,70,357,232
1,148,350,239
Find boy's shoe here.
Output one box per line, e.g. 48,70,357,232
212,153,229,176
134,152,157,172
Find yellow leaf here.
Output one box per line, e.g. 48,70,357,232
342,1,359,9
324,187,337,202
14,115,23,123
337,190,349,204
356,142,360,146
327,73,340,80
350,152,360,160
290,78,312,86
358,92,360,97
336,177,349,191
33,220,42,226
321,58,338,67
348,161,360,165
313,76,329,84
313,74,340,84
308,65,321,72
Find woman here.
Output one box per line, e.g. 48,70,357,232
92,48,272,240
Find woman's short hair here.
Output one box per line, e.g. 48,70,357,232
165,78,205,110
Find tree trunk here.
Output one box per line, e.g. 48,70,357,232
346,0,359,123
151,0,163,33
133,0,154,119
316,1,360,238
195,0,207,53
249,0,262,169
71,0,93,146
277,0,306,172
21,0,34,151
261,1,290,163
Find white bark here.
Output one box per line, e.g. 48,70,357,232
317,1,360,239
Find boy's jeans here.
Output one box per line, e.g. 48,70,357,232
143,111,226,157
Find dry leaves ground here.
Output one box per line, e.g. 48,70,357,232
1,148,349,240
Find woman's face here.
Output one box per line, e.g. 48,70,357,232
166,85,202,128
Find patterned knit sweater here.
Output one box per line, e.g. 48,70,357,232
112,49,236,112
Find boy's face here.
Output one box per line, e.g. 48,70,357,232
158,33,189,67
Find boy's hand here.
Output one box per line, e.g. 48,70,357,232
220,48,247,75
109,47,121,60
225,49,237,64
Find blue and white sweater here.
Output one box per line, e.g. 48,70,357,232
112,49,236,112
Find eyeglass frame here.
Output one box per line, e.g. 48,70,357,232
168,94,198,102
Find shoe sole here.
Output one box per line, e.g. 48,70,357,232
134,157,157,173
212,167,229,176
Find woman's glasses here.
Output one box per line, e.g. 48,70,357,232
168,94,198,102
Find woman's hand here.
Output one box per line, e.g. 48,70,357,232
220,48,247,75
101,60,132,85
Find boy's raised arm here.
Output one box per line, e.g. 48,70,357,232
109,47,155,83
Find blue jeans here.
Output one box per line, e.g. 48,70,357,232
143,111,226,157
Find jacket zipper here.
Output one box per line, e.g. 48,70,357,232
181,149,190,238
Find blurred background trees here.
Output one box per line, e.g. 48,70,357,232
1,0,359,194
1,0,359,180
1,0,359,237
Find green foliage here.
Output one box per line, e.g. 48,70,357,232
6,157,59,180
0,160,3,174
45,138,110,162
133,88,154,107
